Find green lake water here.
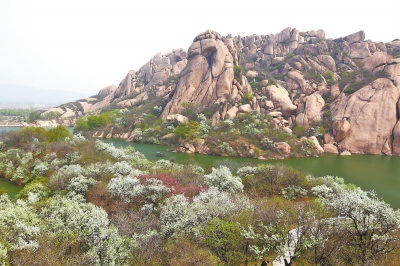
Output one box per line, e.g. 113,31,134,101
0,125,399,209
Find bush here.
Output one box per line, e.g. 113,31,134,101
46,126,71,142
87,114,109,129
75,118,89,130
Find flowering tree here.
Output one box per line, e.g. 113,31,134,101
204,166,243,193
325,188,400,266
0,195,40,252
40,196,135,265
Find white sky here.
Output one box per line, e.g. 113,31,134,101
1,0,399,96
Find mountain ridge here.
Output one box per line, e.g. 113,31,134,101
47,27,400,157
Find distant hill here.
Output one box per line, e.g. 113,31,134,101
0,84,89,107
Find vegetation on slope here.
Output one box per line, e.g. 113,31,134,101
0,128,399,265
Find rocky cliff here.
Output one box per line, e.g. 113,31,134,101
52,28,400,156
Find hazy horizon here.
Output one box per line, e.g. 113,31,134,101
1,0,399,96
0,84,89,107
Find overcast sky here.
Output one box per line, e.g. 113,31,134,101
1,0,399,96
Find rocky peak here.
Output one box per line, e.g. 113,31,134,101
161,30,236,118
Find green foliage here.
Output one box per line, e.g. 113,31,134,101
303,70,323,84
234,65,244,78
75,118,89,130
46,125,71,142
341,67,388,94
293,126,307,137
173,123,190,138
241,91,253,105
16,176,51,201
43,111,61,120
173,121,199,140
325,71,336,86
28,111,41,122
87,114,109,129
203,218,244,265
0,108,34,117
5,126,47,147
181,102,203,120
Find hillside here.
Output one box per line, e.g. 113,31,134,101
48,28,400,157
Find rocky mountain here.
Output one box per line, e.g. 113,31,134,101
50,28,400,156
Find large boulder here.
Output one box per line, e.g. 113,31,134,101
194,139,211,154
384,59,400,79
349,42,371,59
332,119,351,142
174,114,189,125
331,78,400,154
225,106,239,119
344,30,365,44
265,84,297,117
296,93,325,127
364,52,392,72
114,70,137,99
317,55,336,72
286,71,313,95
238,104,252,113
309,136,324,153
161,30,234,118
323,144,339,154
276,142,291,156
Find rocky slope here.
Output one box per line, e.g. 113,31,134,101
51,28,400,156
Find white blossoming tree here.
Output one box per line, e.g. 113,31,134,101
40,196,135,265
204,165,243,193
325,188,400,266
0,195,40,252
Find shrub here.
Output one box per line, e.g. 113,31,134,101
87,114,108,129
46,125,71,142
204,166,243,193
241,91,253,105
75,118,89,130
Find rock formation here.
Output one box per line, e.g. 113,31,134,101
51,27,400,156
161,30,235,118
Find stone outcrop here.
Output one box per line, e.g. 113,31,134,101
276,142,291,156
309,136,324,154
161,30,234,118
296,94,325,127
324,144,339,154
265,84,297,117
194,139,211,154
331,78,400,154
51,27,400,158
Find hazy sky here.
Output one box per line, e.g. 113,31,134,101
1,0,399,96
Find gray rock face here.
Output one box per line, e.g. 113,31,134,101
344,30,365,44
161,30,234,118
364,52,392,72
98,85,117,97
265,84,297,118
296,94,325,128
317,55,336,71
331,78,400,154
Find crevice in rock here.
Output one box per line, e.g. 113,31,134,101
390,98,400,152
206,52,215,79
